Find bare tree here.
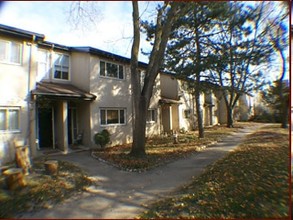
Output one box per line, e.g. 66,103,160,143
66,1,103,32
130,1,189,157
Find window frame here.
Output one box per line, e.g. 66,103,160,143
147,109,156,123
0,39,22,65
0,106,21,133
100,108,126,126
184,109,191,119
99,60,125,80
53,53,70,81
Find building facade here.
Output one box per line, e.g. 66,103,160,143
0,24,251,164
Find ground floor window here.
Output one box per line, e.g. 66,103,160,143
147,109,156,122
100,108,126,125
0,107,20,132
184,109,191,118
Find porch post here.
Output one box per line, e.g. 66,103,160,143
169,105,173,131
62,101,69,153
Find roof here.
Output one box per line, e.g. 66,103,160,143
31,82,96,101
0,24,149,67
71,46,148,68
0,23,45,41
38,41,70,51
159,97,182,105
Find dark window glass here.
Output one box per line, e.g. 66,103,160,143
107,63,118,78
107,110,119,124
119,65,124,79
120,110,125,124
100,61,105,76
100,110,106,125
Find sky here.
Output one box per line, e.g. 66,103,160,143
0,1,289,80
0,1,155,63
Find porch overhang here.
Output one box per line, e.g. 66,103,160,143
31,82,96,101
159,98,182,105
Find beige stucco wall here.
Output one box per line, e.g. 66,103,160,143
70,52,91,92
0,36,36,164
89,56,133,147
160,73,178,99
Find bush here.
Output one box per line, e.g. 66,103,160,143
94,129,111,149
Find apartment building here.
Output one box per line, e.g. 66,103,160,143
0,24,251,164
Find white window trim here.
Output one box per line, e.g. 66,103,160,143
53,53,70,81
0,39,22,65
99,60,125,80
0,106,21,133
100,108,126,126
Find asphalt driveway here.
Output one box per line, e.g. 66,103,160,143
19,124,265,219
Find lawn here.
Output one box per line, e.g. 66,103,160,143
139,124,290,218
92,123,252,171
0,160,95,218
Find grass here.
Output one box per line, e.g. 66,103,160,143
139,124,290,219
0,160,95,218
92,122,253,171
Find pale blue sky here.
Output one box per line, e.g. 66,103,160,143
0,1,289,80
0,1,154,62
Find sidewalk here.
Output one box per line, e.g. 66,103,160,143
19,124,265,219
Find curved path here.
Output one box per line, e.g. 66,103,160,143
20,124,265,219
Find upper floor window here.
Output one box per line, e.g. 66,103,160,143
54,54,69,80
0,107,20,132
100,61,124,79
0,40,22,64
37,49,50,81
100,108,126,125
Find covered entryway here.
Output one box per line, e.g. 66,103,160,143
159,98,182,134
32,82,96,153
68,106,78,145
37,107,54,148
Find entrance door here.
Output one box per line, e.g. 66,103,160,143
68,107,77,145
38,107,53,148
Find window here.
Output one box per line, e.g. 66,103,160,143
54,54,69,80
147,109,156,122
0,107,20,132
100,108,126,125
100,61,124,79
37,49,50,81
184,109,191,118
0,40,22,64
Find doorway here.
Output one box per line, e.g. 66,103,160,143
38,107,54,148
68,107,77,145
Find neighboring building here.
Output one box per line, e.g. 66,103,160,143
0,24,251,164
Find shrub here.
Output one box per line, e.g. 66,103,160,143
94,129,111,149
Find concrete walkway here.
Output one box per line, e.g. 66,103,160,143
20,124,265,219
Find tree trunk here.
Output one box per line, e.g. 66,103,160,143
3,168,26,190
195,90,204,138
129,1,147,158
15,145,32,175
227,106,234,128
130,97,147,157
129,2,187,157
44,160,59,175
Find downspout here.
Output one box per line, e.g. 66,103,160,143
26,35,35,147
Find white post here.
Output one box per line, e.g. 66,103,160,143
62,101,68,153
